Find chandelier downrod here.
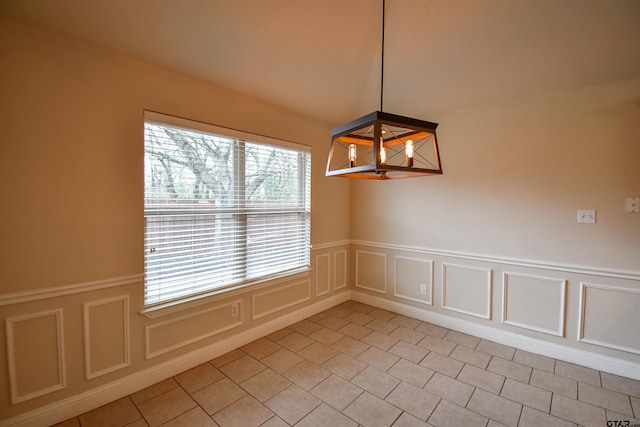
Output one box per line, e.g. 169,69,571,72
380,0,386,112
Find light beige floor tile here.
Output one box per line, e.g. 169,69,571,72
307,311,330,323
324,305,354,318
308,327,345,345
260,416,289,427
390,314,422,329
417,335,456,356
602,372,640,398
331,335,371,358
161,407,216,427
260,347,304,374
428,399,488,427
487,420,509,427
311,374,363,411
390,326,425,345
366,318,400,334
419,351,464,378
369,308,398,321
338,322,373,340
283,360,331,390
351,366,401,398
500,377,551,412
240,369,291,402
457,364,505,394
264,384,321,425
529,368,577,398
476,340,516,360
296,403,358,427
125,418,150,427
266,328,293,342
357,346,400,371
212,395,273,427
191,377,247,415
449,345,491,369
136,387,197,427
349,301,376,314
519,406,577,427
551,394,606,427
78,397,142,427
487,356,531,383
174,363,224,394
415,322,449,339
51,418,80,427
556,360,601,386
513,349,555,373
241,338,281,360
578,381,634,416
210,349,246,368
632,396,640,418
317,315,350,330
392,411,433,427
362,330,399,350
606,409,640,425
276,331,314,352
424,372,474,407
385,381,440,421
298,341,339,365
130,379,178,405
344,392,403,427
387,358,434,388
218,355,266,383
344,311,375,326
289,319,323,336
388,341,429,363
443,330,480,348
467,388,522,427
323,352,368,380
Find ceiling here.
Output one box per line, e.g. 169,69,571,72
2,0,640,126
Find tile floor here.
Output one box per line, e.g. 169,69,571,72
56,301,640,427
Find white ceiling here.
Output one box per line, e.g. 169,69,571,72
2,0,640,125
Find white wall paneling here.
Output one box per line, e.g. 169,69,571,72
441,263,492,319
502,272,566,337
252,280,311,320
334,250,347,290
393,256,433,305
355,250,387,294
145,300,243,359
578,282,640,355
83,296,130,379
5,309,66,404
315,253,331,296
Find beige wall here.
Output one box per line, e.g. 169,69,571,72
0,20,351,424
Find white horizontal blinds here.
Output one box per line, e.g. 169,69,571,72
144,113,310,306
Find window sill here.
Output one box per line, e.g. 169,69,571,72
140,267,312,319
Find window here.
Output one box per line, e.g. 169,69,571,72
143,111,311,306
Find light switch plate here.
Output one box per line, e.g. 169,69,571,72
578,210,596,224
625,197,640,213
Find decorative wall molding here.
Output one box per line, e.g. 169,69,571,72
334,250,347,290
83,296,130,379
251,280,311,320
0,274,143,306
315,253,331,296
393,256,433,305
502,272,566,337
441,263,492,319
355,250,387,294
311,240,351,251
352,240,640,281
351,290,640,381
145,300,244,359
578,282,640,355
5,309,66,404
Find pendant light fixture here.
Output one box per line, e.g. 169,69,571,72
326,0,443,180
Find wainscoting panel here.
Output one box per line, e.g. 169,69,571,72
252,280,311,320
441,263,492,319
5,309,66,404
355,250,387,294
335,250,347,290
394,256,433,305
579,282,640,355
502,272,566,337
83,296,130,379
146,300,243,358
315,253,331,296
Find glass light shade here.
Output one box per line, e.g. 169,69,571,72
326,111,442,179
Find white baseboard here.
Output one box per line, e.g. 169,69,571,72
351,290,640,381
0,292,350,427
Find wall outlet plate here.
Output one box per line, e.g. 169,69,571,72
578,209,596,224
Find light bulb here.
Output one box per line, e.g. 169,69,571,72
405,140,414,167
379,137,387,164
348,144,357,167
